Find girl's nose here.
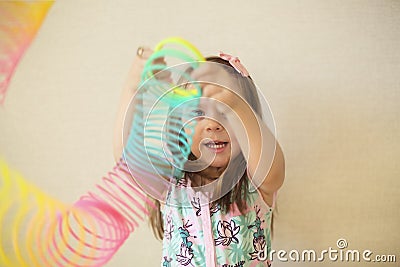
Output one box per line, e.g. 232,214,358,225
205,119,223,132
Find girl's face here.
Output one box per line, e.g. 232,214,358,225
186,98,240,169
181,64,244,171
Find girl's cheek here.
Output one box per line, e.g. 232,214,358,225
230,138,241,157
190,135,202,157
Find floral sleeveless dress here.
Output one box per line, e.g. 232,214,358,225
161,177,274,267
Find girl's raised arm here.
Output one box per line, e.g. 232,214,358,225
194,62,285,205
211,86,285,204
113,47,153,162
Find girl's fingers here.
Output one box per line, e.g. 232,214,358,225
190,64,218,82
138,48,170,80
151,57,172,82
191,64,239,98
132,55,171,84
202,85,219,98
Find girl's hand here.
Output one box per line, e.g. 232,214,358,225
113,46,169,162
123,47,170,90
123,47,152,90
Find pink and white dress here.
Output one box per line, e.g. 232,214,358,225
161,177,275,267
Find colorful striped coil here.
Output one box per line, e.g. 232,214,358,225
0,1,54,104
0,37,204,266
123,37,204,199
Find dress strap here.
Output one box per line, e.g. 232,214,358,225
271,191,278,209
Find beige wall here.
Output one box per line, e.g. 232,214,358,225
1,0,399,266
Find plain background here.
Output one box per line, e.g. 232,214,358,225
0,0,399,266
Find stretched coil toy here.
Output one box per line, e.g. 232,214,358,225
0,37,204,266
123,37,204,200
0,160,151,267
0,1,54,104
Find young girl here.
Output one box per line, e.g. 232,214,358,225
113,47,285,267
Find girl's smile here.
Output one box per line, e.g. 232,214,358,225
203,140,229,153
181,94,241,170
189,116,239,169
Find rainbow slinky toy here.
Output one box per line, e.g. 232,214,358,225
0,1,54,105
0,37,204,266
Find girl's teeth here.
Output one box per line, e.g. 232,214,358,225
206,143,226,149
